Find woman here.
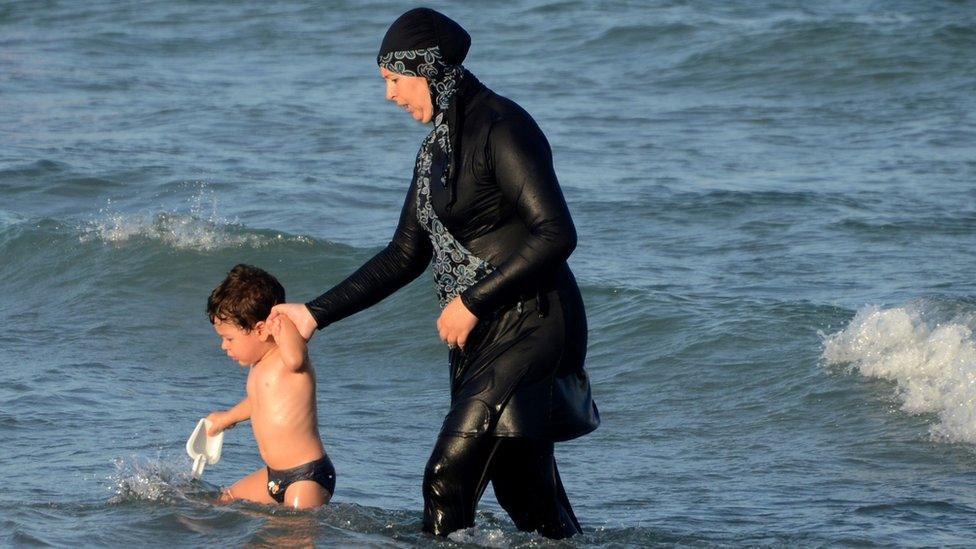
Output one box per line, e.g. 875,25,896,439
272,8,599,539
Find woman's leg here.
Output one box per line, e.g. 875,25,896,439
422,435,583,539
422,434,502,536
490,438,583,539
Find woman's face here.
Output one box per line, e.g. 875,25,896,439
380,66,433,123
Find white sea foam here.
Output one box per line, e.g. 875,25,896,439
84,210,259,251
822,302,976,442
82,188,312,251
447,526,510,548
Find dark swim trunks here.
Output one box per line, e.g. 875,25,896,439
265,454,336,503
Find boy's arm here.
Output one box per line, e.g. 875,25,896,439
269,315,307,371
206,396,251,435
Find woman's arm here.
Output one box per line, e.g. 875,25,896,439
459,116,577,318
304,177,433,329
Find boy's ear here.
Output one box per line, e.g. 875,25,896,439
253,320,269,341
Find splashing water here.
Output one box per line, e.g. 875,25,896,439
447,526,511,548
81,186,313,251
109,454,214,504
822,302,976,443
84,210,257,251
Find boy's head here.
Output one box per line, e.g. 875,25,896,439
207,264,285,365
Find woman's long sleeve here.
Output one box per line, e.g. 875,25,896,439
459,117,577,318
305,179,433,329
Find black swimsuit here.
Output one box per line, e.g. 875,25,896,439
265,454,336,504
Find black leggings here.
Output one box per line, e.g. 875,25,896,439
422,435,582,539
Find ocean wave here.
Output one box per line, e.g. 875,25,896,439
936,21,976,47
822,300,976,443
77,187,320,252
0,209,349,307
577,188,865,225
829,213,976,238
520,0,586,15
657,13,967,93
676,188,835,210
583,22,697,48
0,158,69,177
0,211,322,255
0,159,127,200
80,210,316,252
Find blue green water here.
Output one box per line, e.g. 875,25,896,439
2,0,975,546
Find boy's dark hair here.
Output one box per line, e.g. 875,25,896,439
207,264,285,331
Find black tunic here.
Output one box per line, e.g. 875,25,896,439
307,75,599,441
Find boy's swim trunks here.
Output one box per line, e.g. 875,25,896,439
266,454,336,503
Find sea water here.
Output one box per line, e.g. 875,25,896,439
2,0,975,546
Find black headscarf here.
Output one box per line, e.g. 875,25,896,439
378,8,470,67
377,8,471,205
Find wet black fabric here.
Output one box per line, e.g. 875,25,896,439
423,435,582,539
305,78,599,441
443,276,598,441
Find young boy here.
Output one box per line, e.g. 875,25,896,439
204,264,334,509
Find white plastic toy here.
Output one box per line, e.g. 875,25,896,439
185,418,224,479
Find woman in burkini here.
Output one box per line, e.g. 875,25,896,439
272,8,599,539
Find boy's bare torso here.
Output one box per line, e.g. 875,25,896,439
247,349,324,470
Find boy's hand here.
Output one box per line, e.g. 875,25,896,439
267,314,308,371
205,411,235,436
267,315,284,340
268,303,317,341
266,315,298,341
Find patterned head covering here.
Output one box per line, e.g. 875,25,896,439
377,9,494,308
377,8,470,191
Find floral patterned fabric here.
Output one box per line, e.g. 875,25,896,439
379,46,494,308
415,148,495,308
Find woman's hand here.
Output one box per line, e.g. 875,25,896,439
437,297,479,350
266,314,307,371
267,303,317,341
